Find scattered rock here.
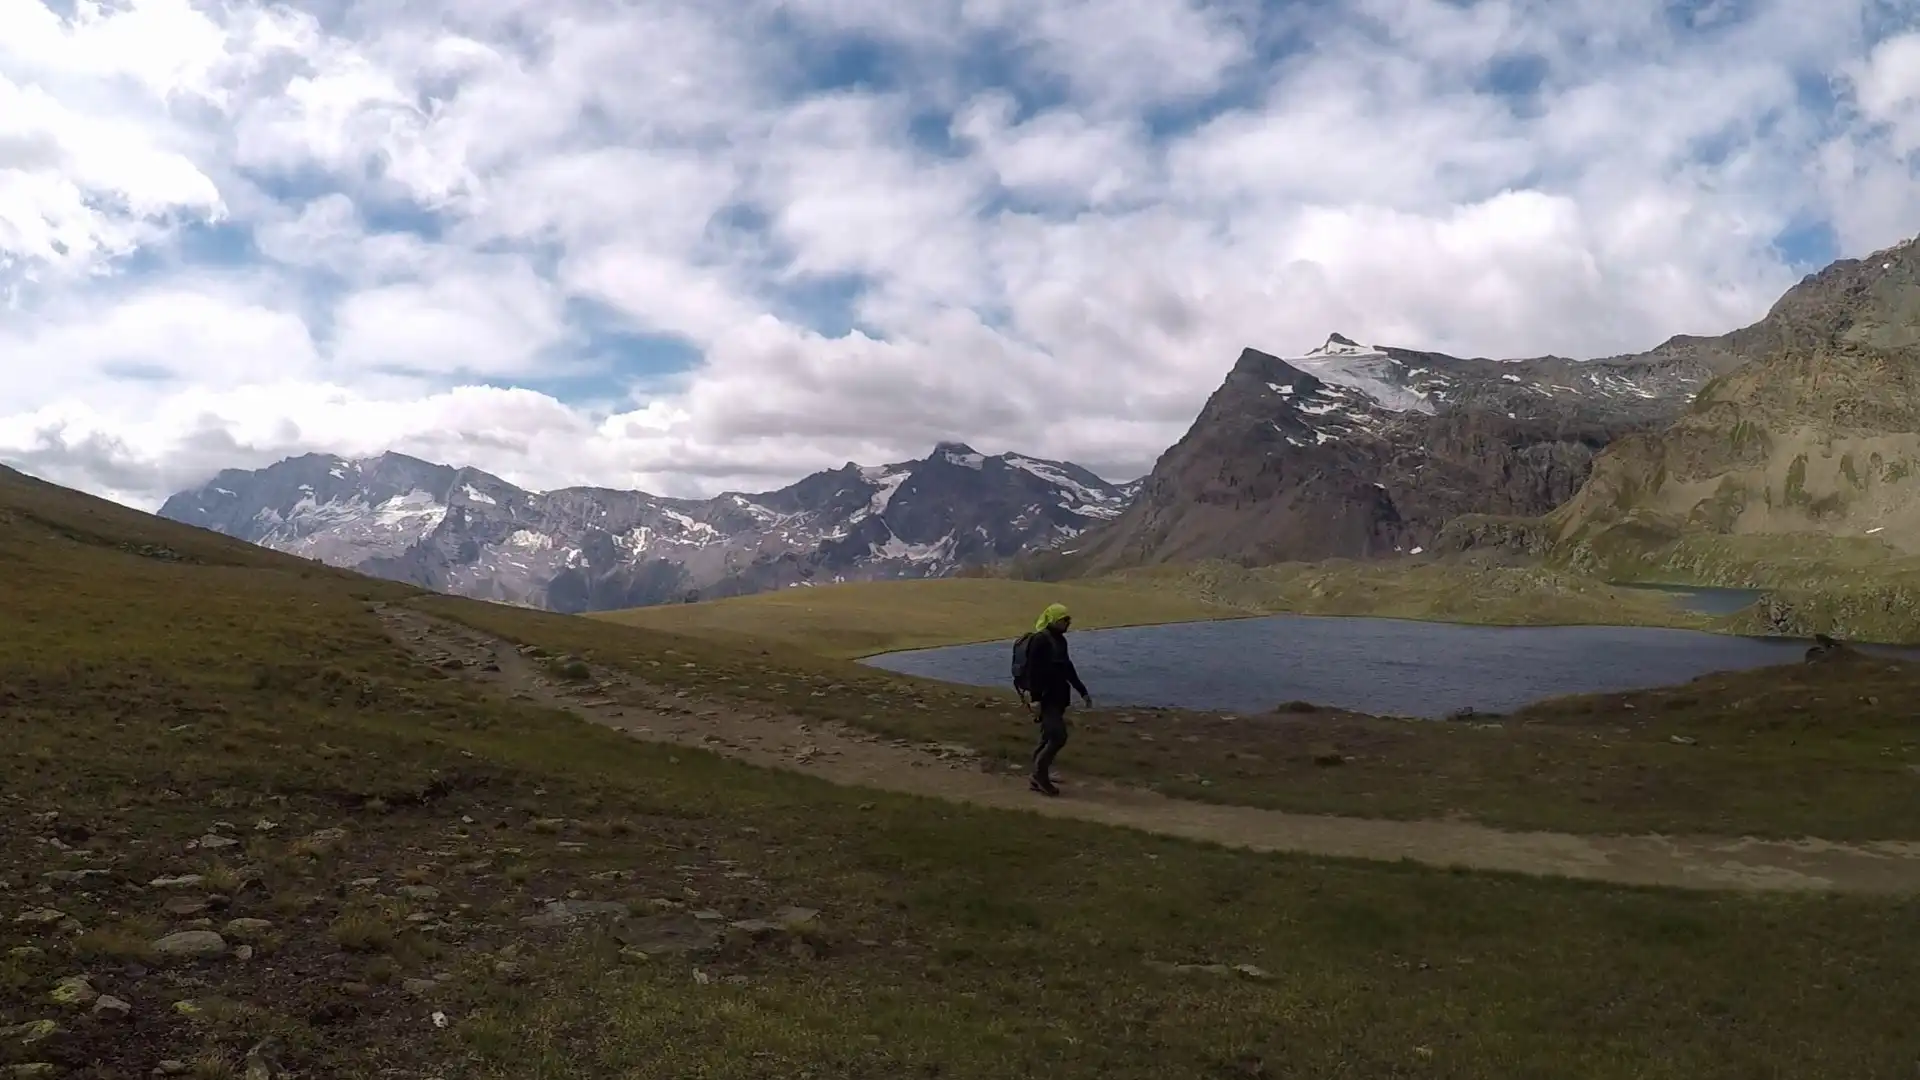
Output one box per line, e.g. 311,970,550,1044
13,909,66,927
91,995,132,1020
1145,959,1233,976
193,835,239,851
148,876,204,890
519,899,629,928
8,947,44,960
243,1036,280,1080
5,1019,59,1046
774,906,820,928
610,913,723,959
304,827,350,850
5,1064,57,1078
171,1000,200,1017
1232,964,1274,981
154,1062,190,1078
397,885,441,902
41,870,110,885
224,918,274,938
163,897,209,918
48,975,96,1008
1669,735,1698,746
402,978,439,997
152,930,227,960
234,945,255,962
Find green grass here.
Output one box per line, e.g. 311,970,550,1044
1105,559,1716,629
461,594,1920,839
566,561,1920,839
594,559,1720,664
6,463,1920,1077
594,577,1239,658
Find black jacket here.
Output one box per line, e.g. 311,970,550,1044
1024,628,1088,706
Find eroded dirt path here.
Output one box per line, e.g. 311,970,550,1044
378,606,1920,894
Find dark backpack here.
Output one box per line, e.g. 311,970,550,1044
1010,632,1036,697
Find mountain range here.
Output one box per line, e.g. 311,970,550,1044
158,443,1136,612
1042,232,1920,578
155,230,1920,611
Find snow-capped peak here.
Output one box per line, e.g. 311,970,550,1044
162,442,1143,613
1289,334,1437,415
933,441,986,469
1306,332,1377,358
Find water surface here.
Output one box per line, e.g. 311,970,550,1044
864,614,1867,718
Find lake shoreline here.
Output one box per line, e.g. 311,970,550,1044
856,583,1770,661
861,610,1909,719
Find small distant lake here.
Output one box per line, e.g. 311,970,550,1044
862,614,1900,719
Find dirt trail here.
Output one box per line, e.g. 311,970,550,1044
379,607,1920,894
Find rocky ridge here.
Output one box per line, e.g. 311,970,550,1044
1055,233,1920,576
159,444,1136,612
1544,235,1920,563
1052,331,1724,573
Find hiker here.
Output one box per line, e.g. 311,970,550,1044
1019,603,1091,797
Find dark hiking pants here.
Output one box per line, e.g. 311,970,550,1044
1032,700,1069,785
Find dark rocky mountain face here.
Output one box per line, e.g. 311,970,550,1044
159,443,1134,612
1058,339,1665,572
1067,234,1920,576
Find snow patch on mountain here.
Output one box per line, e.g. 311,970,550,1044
865,470,910,516
159,446,1139,612
375,490,446,528
872,528,957,564
508,529,553,551
1005,455,1130,520
1289,335,1439,414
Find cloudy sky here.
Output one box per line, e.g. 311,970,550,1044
3,0,1918,508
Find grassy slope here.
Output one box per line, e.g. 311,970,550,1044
595,558,1720,664
586,566,1920,839
593,577,1240,658
8,466,1920,1078
1106,559,1716,629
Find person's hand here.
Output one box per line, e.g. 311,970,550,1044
1079,691,1093,709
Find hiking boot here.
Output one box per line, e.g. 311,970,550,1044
1029,776,1059,797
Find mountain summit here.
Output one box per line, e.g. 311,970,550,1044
160,446,1135,611
1059,322,1759,572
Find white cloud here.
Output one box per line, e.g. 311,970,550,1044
329,259,572,378
1,0,1918,511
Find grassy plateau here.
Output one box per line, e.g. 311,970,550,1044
5,463,1920,1078
596,577,1242,658
593,564,1920,839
